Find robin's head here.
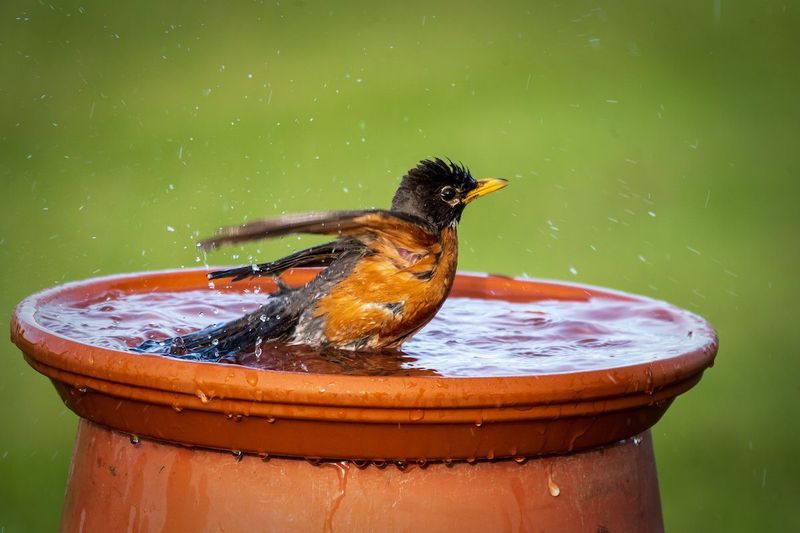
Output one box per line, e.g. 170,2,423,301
391,158,507,230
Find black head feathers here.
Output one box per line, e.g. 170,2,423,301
404,158,477,188
391,158,480,230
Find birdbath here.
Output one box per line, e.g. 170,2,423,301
11,268,717,532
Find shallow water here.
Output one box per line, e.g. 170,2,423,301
35,288,714,377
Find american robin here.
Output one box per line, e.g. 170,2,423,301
136,158,507,359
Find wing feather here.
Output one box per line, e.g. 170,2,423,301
208,239,361,281
198,209,434,250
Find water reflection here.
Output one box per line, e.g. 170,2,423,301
228,343,440,377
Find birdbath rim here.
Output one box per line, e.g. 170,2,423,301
11,267,718,460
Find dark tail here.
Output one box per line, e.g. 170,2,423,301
133,294,297,361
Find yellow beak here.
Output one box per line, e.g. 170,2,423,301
464,178,509,204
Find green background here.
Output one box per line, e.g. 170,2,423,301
1,1,798,530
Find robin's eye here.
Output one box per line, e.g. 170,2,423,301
440,186,457,202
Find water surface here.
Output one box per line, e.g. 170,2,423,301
36,287,714,377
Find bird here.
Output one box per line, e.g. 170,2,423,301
135,158,507,360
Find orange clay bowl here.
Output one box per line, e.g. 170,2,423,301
11,268,718,462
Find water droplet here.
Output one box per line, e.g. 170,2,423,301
129,434,140,446
548,475,560,496
632,435,643,446
644,367,655,395
232,450,244,462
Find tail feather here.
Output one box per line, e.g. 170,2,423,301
133,295,297,361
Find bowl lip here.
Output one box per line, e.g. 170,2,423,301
11,267,718,410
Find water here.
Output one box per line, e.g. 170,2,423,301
35,288,715,377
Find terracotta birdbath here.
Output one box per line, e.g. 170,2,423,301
11,268,717,532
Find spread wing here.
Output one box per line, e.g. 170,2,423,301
200,210,438,282
198,210,435,250
208,239,361,281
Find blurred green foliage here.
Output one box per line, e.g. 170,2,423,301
1,0,798,530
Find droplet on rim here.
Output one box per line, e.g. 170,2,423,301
548,474,560,496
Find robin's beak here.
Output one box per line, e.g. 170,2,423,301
464,178,508,204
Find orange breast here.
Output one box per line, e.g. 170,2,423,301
314,225,458,349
